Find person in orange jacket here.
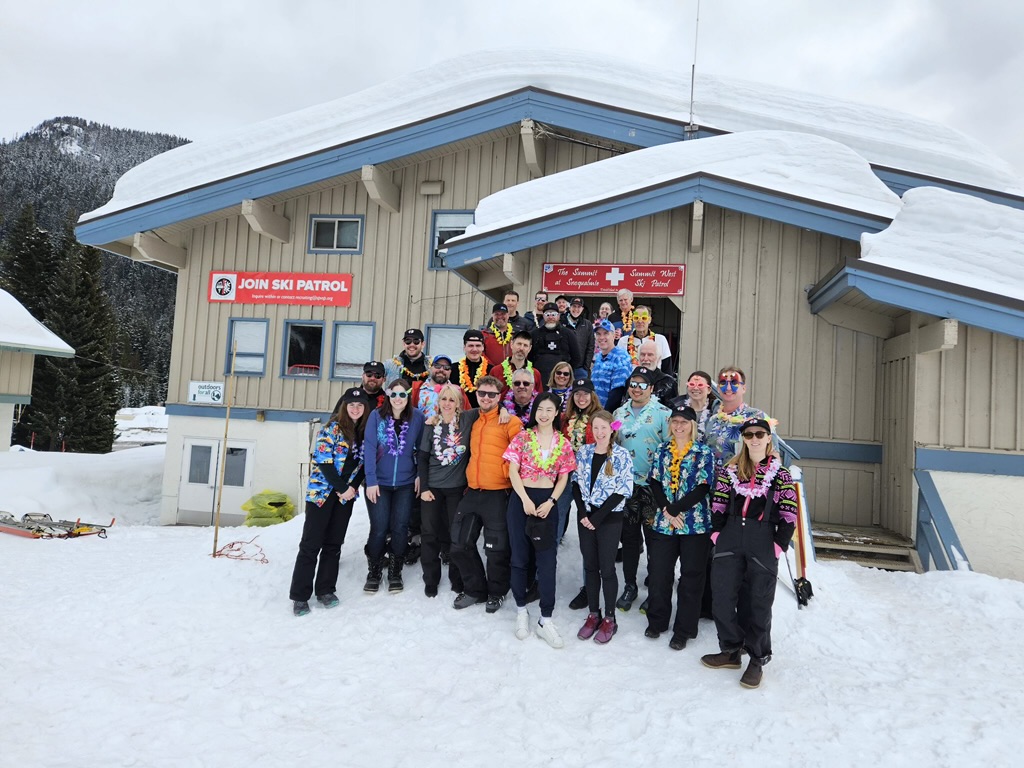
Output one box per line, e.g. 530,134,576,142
449,375,523,614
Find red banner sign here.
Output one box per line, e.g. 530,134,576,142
207,271,353,306
541,263,685,296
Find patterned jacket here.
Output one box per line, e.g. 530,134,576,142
574,443,634,512
704,403,768,467
591,347,633,406
613,398,671,486
647,440,715,535
710,457,798,550
305,421,363,506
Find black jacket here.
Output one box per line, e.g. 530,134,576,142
561,314,595,373
529,324,581,382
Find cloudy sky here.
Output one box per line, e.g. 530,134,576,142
2,0,1022,176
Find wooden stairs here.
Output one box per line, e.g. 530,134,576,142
811,523,922,573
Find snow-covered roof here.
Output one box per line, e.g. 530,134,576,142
448,131,902,245
0,289,74,357
861,187,1024,303
80,50,1023,223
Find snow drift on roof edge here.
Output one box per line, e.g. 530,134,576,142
0,289,75,355
450,131,902,242
861,187,1024,303
80,49,1024,223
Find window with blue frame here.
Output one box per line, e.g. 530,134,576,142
429,211,474,269
308,215,364,254
226,318,269,375
332,322,375,379
283,321,324,378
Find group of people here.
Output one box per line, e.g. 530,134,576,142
289,291,799,689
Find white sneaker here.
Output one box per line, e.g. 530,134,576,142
535,618,565,649
515,610,531,640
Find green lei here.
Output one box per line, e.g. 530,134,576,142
526,430,568,472
501,359,533,387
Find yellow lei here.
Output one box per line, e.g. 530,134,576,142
489,322,513,346
667,439,693,495
621,307,634,334
458,356,490,392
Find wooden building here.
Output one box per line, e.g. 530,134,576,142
76,52,1024,579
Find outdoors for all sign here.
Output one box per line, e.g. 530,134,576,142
541,263,685,296
207,271,353,306
188,381,224,404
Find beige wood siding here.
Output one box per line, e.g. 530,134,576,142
881,353,915,536
915,324,1024,451
0,351,34,397
167,134,614,411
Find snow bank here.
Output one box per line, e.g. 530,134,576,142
0,444,164,525
450,131,901,244
114,405,168,447
80,50,1023,223
861,186,1024,302
0,288,74,356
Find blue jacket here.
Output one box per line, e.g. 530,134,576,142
574,443,634,511
364,409,425,487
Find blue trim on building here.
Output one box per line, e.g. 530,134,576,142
329,320,376,380
872,167,1024,211
307,214,365,255
0,394,31,404
915,447,1024,477
784,439,883,464
808,263,1024,341
914,469,972,572
281,320,325,379
443,174,890,269
226,317,269,376
166,404,329,422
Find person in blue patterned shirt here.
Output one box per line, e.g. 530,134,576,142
646,405,715,649
612,366,670,612
703,366,769,468
591,319,633,410
288,387,370,616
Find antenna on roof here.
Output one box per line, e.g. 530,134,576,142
686,0,701,139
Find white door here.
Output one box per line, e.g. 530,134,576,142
179,438,255,525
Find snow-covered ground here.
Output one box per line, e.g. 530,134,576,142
2,445,1023,767
114,405,168,449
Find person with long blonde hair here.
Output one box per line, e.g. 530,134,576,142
572,410,633,643
702,418,798,689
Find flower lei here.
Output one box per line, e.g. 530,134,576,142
503,390,536,425
489,322,513,346
621,307,634,334
626,332,655,365
500,358,533,388
391,355,429,382
458,356,489,392
526,430,568,472
382,416,410,457
566,415,589,450
432,422,464,466
667,439,693,494
711,409,780,428
726,456,781,498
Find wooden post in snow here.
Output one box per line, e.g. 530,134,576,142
212,342,237,557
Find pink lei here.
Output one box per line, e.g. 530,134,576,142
725,456,781,498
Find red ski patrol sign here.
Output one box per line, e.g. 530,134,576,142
208,271,353,306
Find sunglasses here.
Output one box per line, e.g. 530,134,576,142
403,338,422,344
633,313,651,321
513,382,533,388
742,430,768,440
719,377,743,392
554,370,571,377
476,390,500,399
433,364,452,371
387,390,410,399
628,381,650,390
364,372,384,379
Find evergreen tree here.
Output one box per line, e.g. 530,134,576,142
73,244,118,452
1,204,51,318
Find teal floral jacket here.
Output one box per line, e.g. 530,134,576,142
613,398,670,486
647,440,715,535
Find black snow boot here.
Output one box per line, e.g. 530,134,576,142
387,555,404,593
363,555,385,593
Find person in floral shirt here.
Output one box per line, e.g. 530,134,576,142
646,405,715,650
289,387,370,616
612,366,670,612
703,366,769,468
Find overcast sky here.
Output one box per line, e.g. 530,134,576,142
2,0,1022,177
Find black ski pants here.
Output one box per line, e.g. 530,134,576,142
710,517,778,663
620,485,651,588
449,488,511,600
421,485,465,592
579,512,623,615
289,495,353,602
644,528,711,638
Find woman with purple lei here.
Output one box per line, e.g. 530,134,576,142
363,378,425,594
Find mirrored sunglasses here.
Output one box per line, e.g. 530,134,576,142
628,381,650,390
